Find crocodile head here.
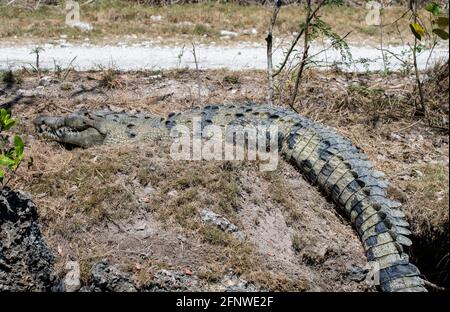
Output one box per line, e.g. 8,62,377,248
33,110,108,147
33,110,164,147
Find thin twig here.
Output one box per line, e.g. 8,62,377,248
61,56,78,82
305,31,352,62
81,0,96,6
424,39,438,74
272,0,325,78
377,48,410,66
379,5,388,73
265,0,282,105
191,41,201,107
34,0,41,11
289,0,312,108
383,8,411,28
410,0,426,116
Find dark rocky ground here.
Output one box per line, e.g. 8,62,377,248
0,188,59,291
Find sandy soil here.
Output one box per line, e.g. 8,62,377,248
1,41,448,72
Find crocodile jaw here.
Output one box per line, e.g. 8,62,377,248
33,116,106,147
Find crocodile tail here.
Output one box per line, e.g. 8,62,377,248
279,115,427,292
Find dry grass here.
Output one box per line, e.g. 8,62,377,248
260,170,304,225
0,1,426,45
99,67,126,89
422,61,449,129
401,164,449,237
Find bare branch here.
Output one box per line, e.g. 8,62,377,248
265,0,282,105
289,0,313,109
272,0,326,78
191,41,201,107
410,0,426,116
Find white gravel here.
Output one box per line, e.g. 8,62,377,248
0,41,448,72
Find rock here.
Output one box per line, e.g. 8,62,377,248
71,22,93,32
144,269,197,291
88,260,137,292
63,261,81,292
220,30,238,38
345,264,368,282
390,133,402,141
200,209,239,233
0,187,60,291
150,15,163,22
243,28,258,35
143,184,154,195
39,75,55,86
436,191,445,202
221,270,261,292
200,209,245,241
17,88,45,97
412,169,424,178
167,190,178,197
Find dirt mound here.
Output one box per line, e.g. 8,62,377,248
3,69,448,291
17,140,371,291
0,187,60,291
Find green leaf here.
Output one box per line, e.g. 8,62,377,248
0,155,15,168
0,108,16,131
425,2,441,16
0,108,7,119
435,16,449,29
2,119,16,131
410,23,426,40
433,28,449,40
13,135,24,157
0,169,4,183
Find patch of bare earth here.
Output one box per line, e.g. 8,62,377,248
2,65,448,289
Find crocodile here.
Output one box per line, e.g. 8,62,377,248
33,103,427,292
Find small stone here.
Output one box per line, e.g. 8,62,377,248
199,209,239,233
89,260,137,292
39,76,53,86
71,22,93,32
143,184,155,195
183,268,193,276
390,133,402,141
133,220,147,231
63,261,81,292
168,190,178,197
346,264,368,282
150,15,163,22
220,30,238,37
436,191,445,202
243,28,258,35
